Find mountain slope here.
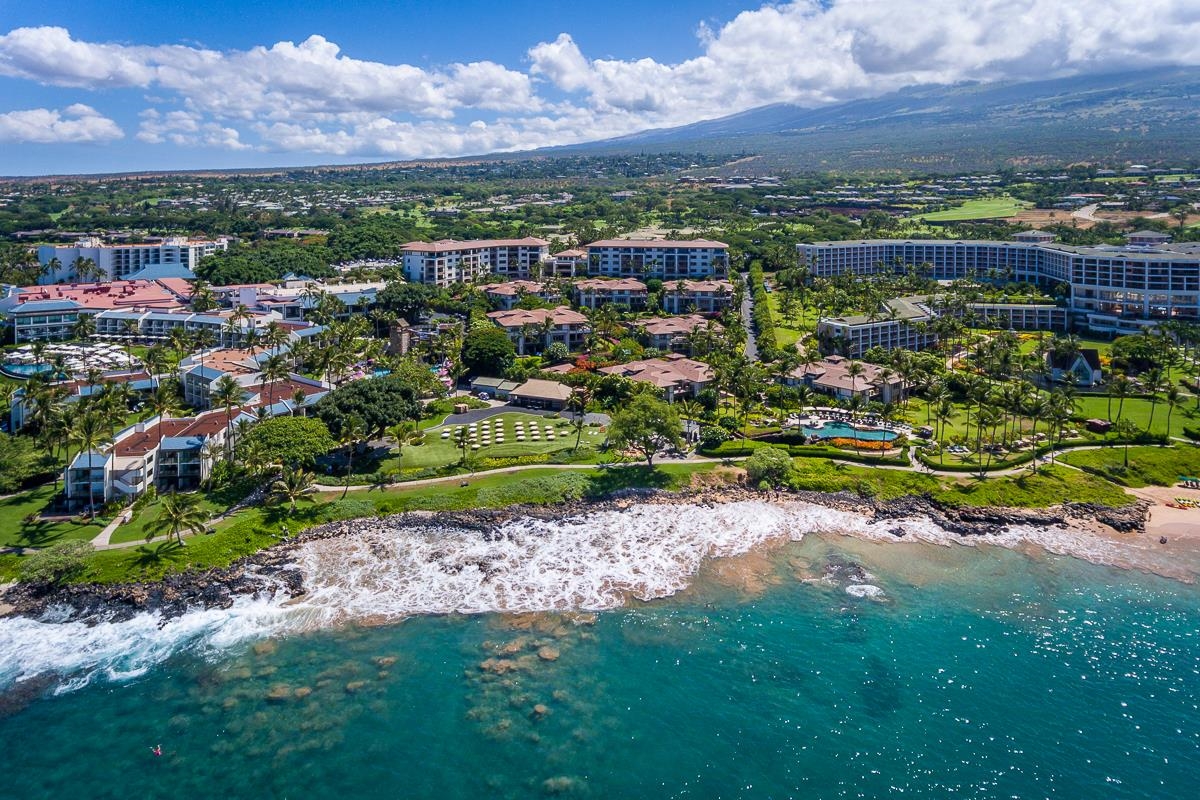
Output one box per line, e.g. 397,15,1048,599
555,67,1200,172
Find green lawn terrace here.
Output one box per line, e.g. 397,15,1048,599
340,412,607,483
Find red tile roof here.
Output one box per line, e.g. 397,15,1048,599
401,238,549,253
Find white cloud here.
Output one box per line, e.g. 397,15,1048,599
0,104,123,144
3,1,1200,160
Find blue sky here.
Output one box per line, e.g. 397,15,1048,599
1,0,1197,175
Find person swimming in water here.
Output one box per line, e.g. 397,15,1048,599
151,745,162,757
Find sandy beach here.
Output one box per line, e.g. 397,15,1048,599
1125,486,1200,541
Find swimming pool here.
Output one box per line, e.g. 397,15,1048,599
800,420,898,441
0,363,58,379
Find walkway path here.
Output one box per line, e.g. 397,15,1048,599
90,509,132,547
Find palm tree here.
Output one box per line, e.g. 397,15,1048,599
71,314,96,342
289,388,308,417
270,469,315,513
339,414,366,499
1164,385,1182,441
1109,374,1132,422
262,321,289,353
146,492,208,545
387,421,423,467
147,383,181,450
210,375,245,458
69,411,112,519
258,352,290,410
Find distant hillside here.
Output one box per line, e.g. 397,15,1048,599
550,67,1200,173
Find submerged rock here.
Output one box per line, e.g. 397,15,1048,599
537,646,560,662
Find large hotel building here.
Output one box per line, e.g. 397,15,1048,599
401,238,551,287
37,237,229,282
800,231,1200,337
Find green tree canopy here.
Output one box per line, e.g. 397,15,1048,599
241,416,336,468
376,281,434,322
607,394,683,467
313,374,422,438
744,446,794,487
461,325,516,376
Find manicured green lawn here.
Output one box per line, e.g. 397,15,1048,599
764,291,816,349
0,484,105,549
339,412,607,481
107,493,229,544
918,196,1031,221
788,458,1131,507
1074,395,1200,437
79,464,726,583
1061,445,1200,487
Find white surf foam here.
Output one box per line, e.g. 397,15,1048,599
0,499,1155,693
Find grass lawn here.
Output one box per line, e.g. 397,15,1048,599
1073,395,1200,438
764,291,817,349
919,196,1031,222
108,493,229,545
338,412,607,482
1061,445,1200,487
0,484,105,550
77,463,728,584
1014,333,1115,357
787,458,1130,507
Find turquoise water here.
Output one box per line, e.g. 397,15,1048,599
2,524,1198,799
802,420,898,441
1,362,58,379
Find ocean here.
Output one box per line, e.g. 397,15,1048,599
1,500,1198,799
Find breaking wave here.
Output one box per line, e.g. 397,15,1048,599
0,499,1164,694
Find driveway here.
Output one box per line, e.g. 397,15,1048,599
437,403,610,427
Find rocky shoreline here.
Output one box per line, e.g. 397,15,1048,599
0,486,1149,623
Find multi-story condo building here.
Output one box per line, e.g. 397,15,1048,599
817,296,938,358
630,315,722,354
799,232,1200,335
661,279,736,314
401,238,550,286
486,306,590,355
221,279,386,322
542,248,588,278
481,280,561,311
38,237,228,283
597,355,714,402
0,279,191,342
572,278,648,310
92,307,310,348
585,240,729,280
64,411,240,509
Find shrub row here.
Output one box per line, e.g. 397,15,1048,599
747,261,779,359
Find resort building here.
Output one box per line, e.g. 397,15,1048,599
509,378,574,411
967,302,1068,331
37,237,228,283
630,315,722,354
220,279,386,322
816,296,937,358
572,278,648,310
661,279,736,314
597,354,714,402
64,410,243,509
584,240,729,280
481,280,561,311
1046,349,1103,387
799,232,1200,335
91,307,310,349
542,248,588,278
782,355,903,404
0,279,191,342
487,306,590,355
401,238,550,286
9,370,158,431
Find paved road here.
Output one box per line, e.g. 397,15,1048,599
740,271,759,361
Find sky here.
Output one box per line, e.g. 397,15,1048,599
2,0,1200,175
